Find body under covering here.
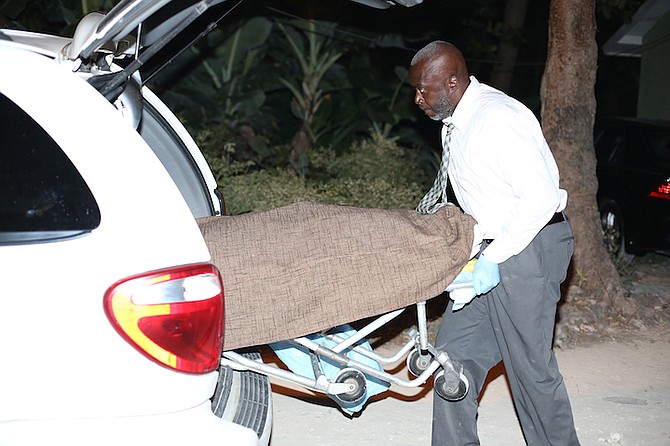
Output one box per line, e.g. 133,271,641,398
197,202,475,350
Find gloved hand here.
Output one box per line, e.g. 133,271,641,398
445,270,476,311
472,254,500,295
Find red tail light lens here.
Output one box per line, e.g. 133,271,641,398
649,178,670,200
104,264,224,374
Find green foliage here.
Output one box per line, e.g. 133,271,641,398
196,128,256,177
218,168,320,215
348,58,417,139
310,132,424,184
1,0,114,33
458,0,506,60
597,0,644,21
275,18,348,174
313,177,424,209
214,133,429,215
152,15,420,173
150,17,275,166
200,16,273,117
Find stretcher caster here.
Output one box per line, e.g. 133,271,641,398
434,364,469,402
331,368,367,408
407,349,432,377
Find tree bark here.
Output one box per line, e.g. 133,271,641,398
540,0,630,323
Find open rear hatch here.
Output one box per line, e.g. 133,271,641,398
62,0,422,103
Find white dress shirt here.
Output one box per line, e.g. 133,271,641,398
446,76,568,263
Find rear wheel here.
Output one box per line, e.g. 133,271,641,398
599,200,635,263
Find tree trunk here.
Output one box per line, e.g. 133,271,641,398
540,0,631,325
489,0,531,93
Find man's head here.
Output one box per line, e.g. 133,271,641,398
408,41,469,121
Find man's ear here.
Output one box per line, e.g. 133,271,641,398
446,75,458,92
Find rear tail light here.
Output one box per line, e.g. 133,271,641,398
104,264,224,374
649,178,670,200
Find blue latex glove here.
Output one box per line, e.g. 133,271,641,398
472,254,500,295
445,271,476,311
448,271,473,287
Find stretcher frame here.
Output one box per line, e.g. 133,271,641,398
221,300,470,409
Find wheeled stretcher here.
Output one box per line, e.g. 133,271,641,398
197,201,477,413
221,298,471,414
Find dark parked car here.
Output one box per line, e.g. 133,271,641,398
595,117,670,261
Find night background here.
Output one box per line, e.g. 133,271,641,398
1,0,644,145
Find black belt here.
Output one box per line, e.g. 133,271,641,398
546,212,566,226
482,212,565,245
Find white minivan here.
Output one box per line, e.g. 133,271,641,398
0,1,272,444
0,0,420,444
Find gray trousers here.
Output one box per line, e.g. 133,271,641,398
432,219,580,446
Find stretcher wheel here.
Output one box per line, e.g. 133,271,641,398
332,368,367,407
434,369,469,402
407,349,432,377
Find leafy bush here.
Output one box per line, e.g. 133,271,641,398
211,133,431,215
311,132,425,183
218,168,319,215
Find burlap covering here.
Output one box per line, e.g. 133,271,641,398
197,202,475,350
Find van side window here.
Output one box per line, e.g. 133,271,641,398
0,93,100,243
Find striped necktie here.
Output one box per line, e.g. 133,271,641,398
416,122,455,214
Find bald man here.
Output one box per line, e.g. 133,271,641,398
409,41,580,445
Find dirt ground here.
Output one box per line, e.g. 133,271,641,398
265,254,670,446
555,253,670,349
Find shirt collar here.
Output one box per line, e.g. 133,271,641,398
448,75,480,130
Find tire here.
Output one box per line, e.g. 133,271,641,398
599,200,635,263
434,364,469,402
212,350,273,446
331,368,367,408
407,349,432,377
